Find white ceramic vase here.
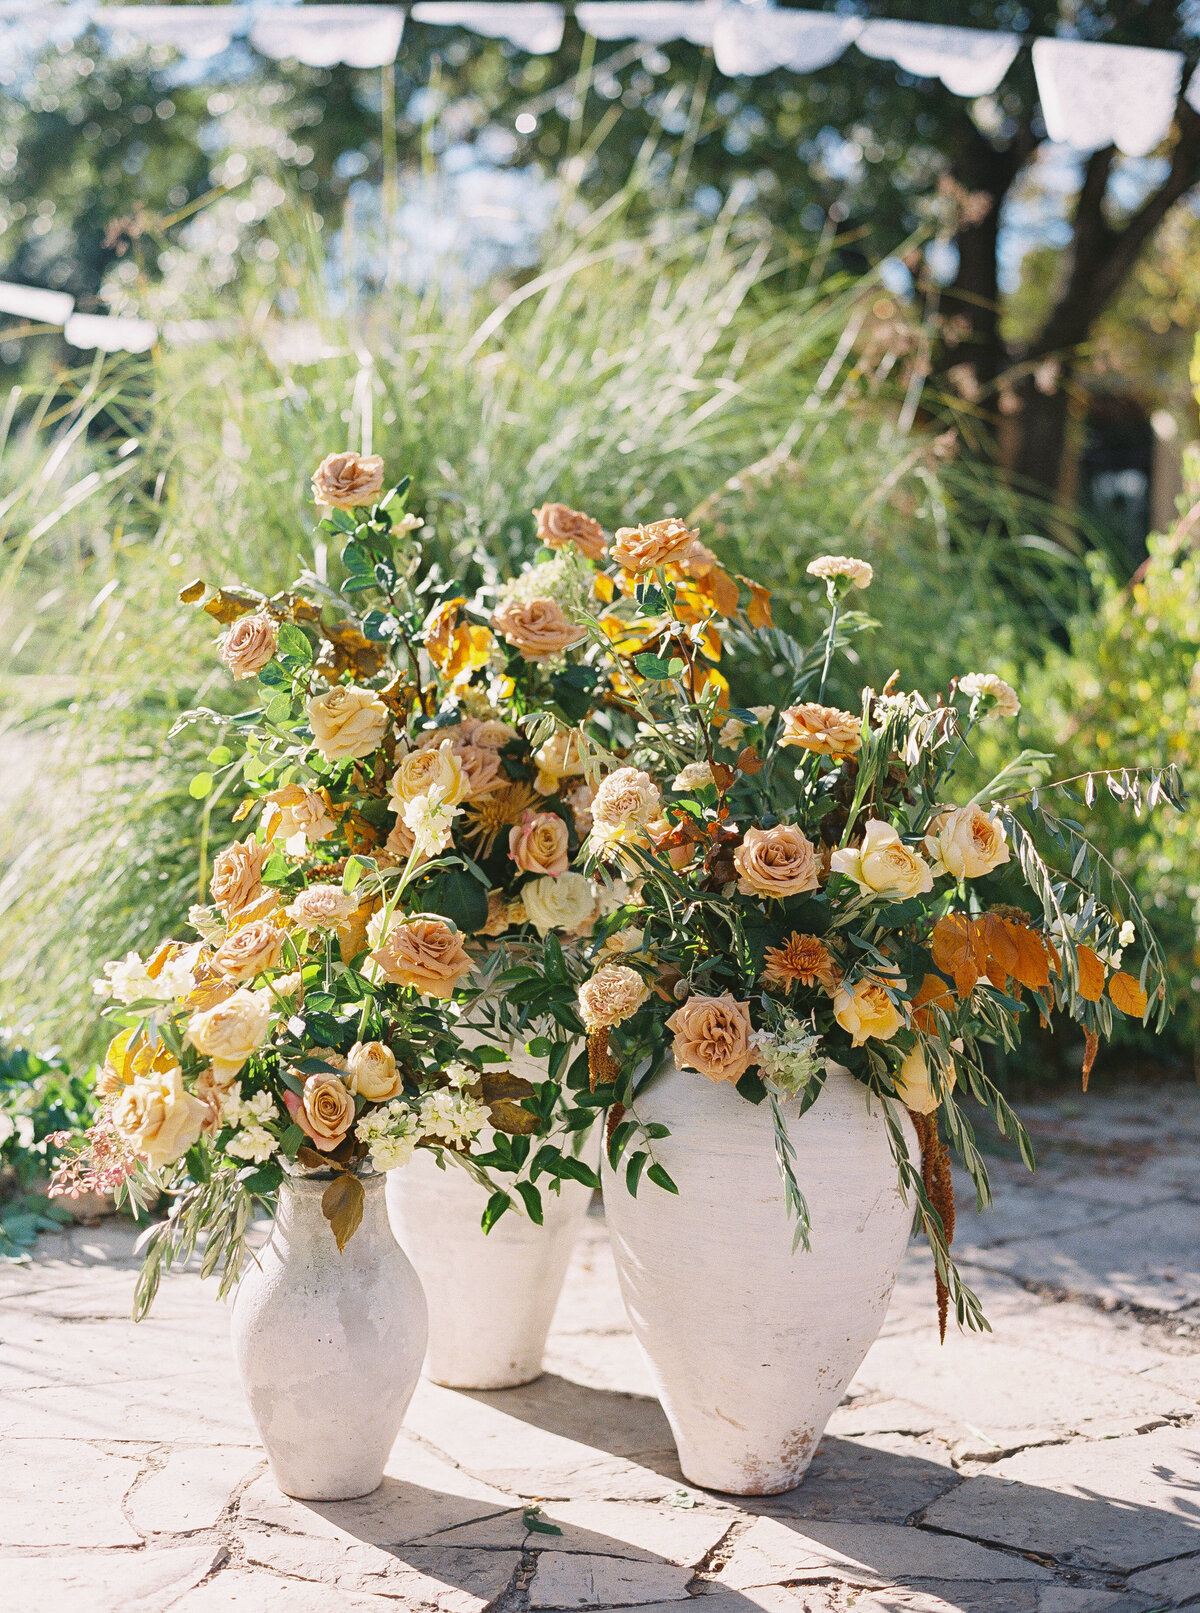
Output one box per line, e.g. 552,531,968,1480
231,1173,427,1500
603,1062,916,1496
386,1040,594,1390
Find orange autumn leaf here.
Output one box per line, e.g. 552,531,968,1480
593,572,616,603
976,913,1019,989
930,915,982,998
911,974,954,1033
424,598,492,680
1108,971,1148,1018
740,575,774,628
1075,945,1106,1003
1082,1029,1100,1092
1003,921,1052,993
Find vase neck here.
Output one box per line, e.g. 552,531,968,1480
272,1174,389,1257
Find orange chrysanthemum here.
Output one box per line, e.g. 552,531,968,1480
762,932,839,991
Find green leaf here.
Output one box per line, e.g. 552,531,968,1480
626,1150,648,1196
481,1190,511,1233
276,623,314,663
207,745,232,766
265,692,294,723
633,651,674,681
647,1162,678,1195
188,772,214,799
514,1181,544,1225
343,857,365,894
424,867,489,933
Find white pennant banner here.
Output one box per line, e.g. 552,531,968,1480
250,4,404,69
99,6,245,59
64,312,157,353
411,2,564,55
856,19,1020,98
0,281,76,325
712,9,862,78
576,2,715,47
1032,37,1183,158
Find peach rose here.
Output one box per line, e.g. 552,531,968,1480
263,784,334,846
111,1065,208,1168
346,1040,401,1101
491,596,586,661
285,883,360,934
388,742,467,810
212,919,286,984
589,767,661,848
311,451,384,509
778,703,862,757
924,805,1010,880
534,502,608,561
578,964,649,1030
455,744,505,799
733,824,821,899
611,518,697,573
369,917,473,998
288,1073,355,1151
469,718,517,750
667,992,756,1085
830,819,933,899
509,811,570,877
307,684,390,762
832,974,907,1047
958,672,1020,719
219,612,277,680
210,836,270,917
186,987,272,1080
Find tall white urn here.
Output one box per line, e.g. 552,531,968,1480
231,1173,427,1500
386,1041,594,1390
603,1062,916,1495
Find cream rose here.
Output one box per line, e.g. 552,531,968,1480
294,1073,355,1150
219,612,277,680
285,883,359,935
263,784,335,846
778,703,862,757
832,975,907,1046
534,728,587,793
666,992,756,1085
491,596,586,661
509,811,570,877
533,502,608,561
589,767,661,847
369,917,474,998
187,987,272,1079
111,1065,208,1168
672,761,715,792
346,1040,401,1101
924,804,1010,880
578,964,649,1030
307,684,390,762
388,742,467,810
892,1041,957,1115
311,451,385,509
831,819,933,899
212,919,286,984
209,836,270,916
521,872,596,937
610,518,697,573
733,824,821,899
566,782,596,836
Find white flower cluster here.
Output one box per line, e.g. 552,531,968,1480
419,1087,488,1147
356,1101,422,1173
751,1015,824,1098
496,550,592,615
93,950,196,1005
402,787,460,856
221,1086,280,1164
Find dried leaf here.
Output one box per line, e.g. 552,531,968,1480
296,1146,328,1172
321,1173,365,1252
203,586,264,625
911,973,954,1034
480,1071,537,1103
1075,945,1106,1003
1003,921,1051,993
487,1099,541,1136
321,618,388,678
268,590,323,624
1108,971,1148,1018
734,745,763,776
930,915,981,999
740,575,774,628
1082,1029,1100,1091
177,578,206,605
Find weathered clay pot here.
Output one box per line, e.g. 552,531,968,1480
603,1062,916,1495
386,1039,593,1389
231,1173,426,1500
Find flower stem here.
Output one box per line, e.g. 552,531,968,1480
817,599,839,704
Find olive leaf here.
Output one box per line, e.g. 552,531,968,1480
321,1173,365,1253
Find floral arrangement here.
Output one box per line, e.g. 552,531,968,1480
446,513,1178,1338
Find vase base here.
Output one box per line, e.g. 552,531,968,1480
424,1365,544,1390
273,1470,385,1502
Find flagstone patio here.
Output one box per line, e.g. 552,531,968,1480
2,1080,1198,1613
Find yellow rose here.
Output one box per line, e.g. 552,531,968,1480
832,974,907,1047
186,987,272,1080
111,1065,208,1168
831,819,933,899
388,742,467,811
307,685,390,762
533,728,587,794
924,805,1010,880
346,1040,401,1101
892,1042,956,1115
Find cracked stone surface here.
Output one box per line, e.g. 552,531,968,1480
1,1081,1199,1611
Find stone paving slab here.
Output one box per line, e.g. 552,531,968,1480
2,1082,1200,1611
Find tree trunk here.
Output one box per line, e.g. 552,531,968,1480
1008,380,1073,501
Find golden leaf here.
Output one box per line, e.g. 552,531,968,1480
321,618,388,679
1075,945,1106,1003
321,1173,365,1253
1003,922,1051,992
1108,971,1148,1018
178,578,206,605
930,915,981,998
203,587,264,625
593,572,617,603
232,797,256,823
487,1099,541,1135
268,591,323,624
481,1071,537,1104
1082,1029,1100,1092
742,575,774,629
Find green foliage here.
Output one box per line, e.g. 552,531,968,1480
0,1037,92,1261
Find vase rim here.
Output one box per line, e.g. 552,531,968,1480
280,1171,385,1197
